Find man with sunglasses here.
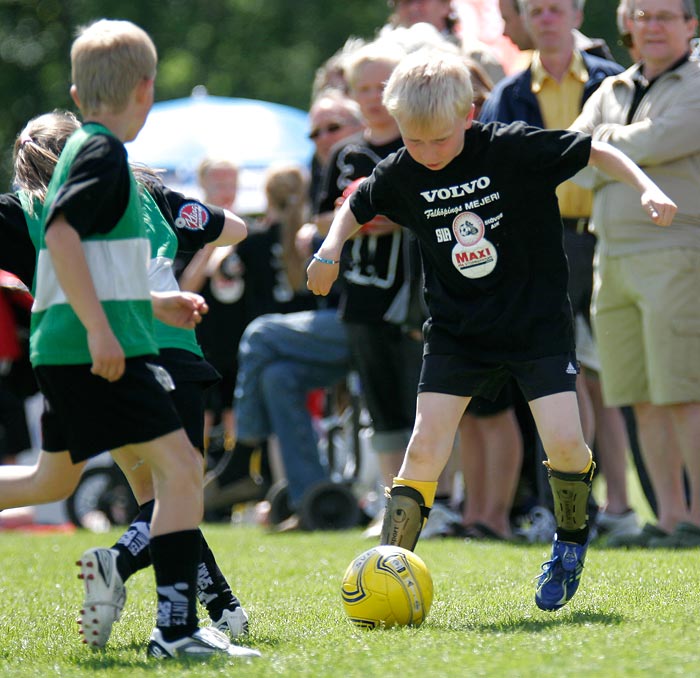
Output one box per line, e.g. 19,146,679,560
572,0,700,548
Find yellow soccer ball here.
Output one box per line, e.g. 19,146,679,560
340,545,433,629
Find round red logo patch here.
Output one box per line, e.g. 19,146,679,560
175,202,210,231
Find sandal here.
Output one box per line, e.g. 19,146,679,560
462,522,507,541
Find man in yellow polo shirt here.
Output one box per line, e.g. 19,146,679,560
479,0,641,541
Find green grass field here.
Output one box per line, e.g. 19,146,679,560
1,521,699,678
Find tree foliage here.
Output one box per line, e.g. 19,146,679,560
1,0,683,187
0,0,388,186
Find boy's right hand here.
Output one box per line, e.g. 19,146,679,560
306,256,339,296
88,327,125,382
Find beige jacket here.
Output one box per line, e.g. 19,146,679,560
571,59,700,255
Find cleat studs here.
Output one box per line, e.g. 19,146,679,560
78,574,84,579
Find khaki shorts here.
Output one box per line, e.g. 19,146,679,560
592,247,700,406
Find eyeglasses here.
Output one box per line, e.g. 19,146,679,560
308,122,345,140
632,10,689,25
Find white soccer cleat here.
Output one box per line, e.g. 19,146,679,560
147,626,262,659
76,547,126,649
212,606,249,639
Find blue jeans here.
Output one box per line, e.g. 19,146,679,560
234,310,350,508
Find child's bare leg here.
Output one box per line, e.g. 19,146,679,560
529,391,594,537
112,447,154,504
0,451,85,508
529,392,594,611
529,391,591,472
88,443,247,642
381,392,469,549
129,429,203,536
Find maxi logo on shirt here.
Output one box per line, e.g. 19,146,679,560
450,211,498,279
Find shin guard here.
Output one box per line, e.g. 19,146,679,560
379,485,431,551
546,462,596,532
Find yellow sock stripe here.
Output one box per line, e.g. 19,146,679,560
392,477,438,509
579,449,594,475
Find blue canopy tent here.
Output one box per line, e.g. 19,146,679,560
126,89,314,214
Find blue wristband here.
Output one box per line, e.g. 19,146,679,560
313,253,339,265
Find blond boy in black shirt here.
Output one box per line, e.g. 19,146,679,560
308,49,676,611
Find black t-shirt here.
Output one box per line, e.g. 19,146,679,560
350,121,592,361
0,193,35,288
44,132,131,237
318,132,407,323
146,181,225,252
0,176,226,292
236,221,316,324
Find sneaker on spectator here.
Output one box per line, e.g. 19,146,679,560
421,502,463,539
595,508,640,539
514,506,557,543
535,536,589,611
147,626,261,659
76,547,126,648
212,606,249,639
648,521,700,549
607,522,668,548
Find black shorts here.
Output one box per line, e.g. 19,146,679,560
35,356,182,463
419,352,579,403
345,321,423,434
157,348,219,451
466,381,514,417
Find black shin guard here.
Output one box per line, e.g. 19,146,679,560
379,486,430,551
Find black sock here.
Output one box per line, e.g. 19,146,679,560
197,536,241,621
150,530,201,641
112,500,155,582
557,526,590,545
113,502,240,622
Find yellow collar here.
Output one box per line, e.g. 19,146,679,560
531,50,588,93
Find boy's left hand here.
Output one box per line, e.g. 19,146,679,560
151,291,209,328
641,188,677,227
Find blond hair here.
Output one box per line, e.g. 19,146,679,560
13,110,81,214
197,157,239,184
265,165,309,292
343,39,406,91
71,19,157,116
383,49,473,129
